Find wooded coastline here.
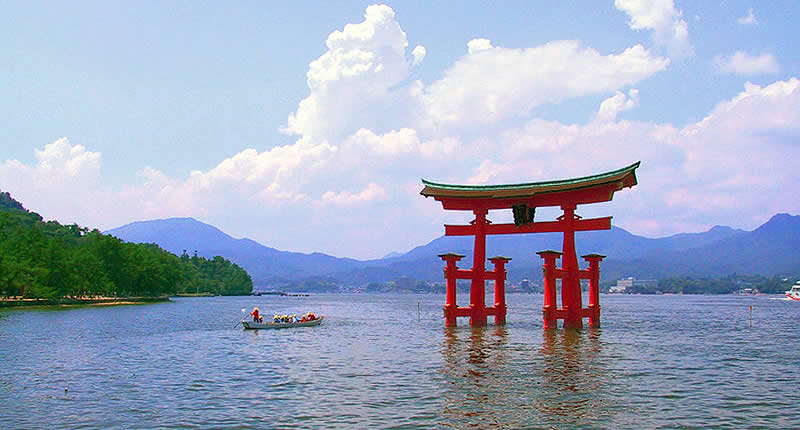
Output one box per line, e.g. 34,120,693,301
0,191,253,301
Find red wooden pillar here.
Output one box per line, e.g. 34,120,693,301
489,256,511,325
439,253,464,327
582,254,605,328
560,205,583,329
470,208,489,326
537,250,561,330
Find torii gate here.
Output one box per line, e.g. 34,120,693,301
420,162,639,329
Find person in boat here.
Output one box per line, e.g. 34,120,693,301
250,307,262,323
273,315,280,323
307,313,316,321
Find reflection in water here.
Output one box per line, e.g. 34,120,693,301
440,326,510,429
439,326,612,429
536,328,612,428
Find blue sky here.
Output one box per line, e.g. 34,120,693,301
1,1,798,259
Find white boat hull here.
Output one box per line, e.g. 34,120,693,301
242,316,324,329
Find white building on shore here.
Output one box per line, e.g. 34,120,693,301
611,277,658,293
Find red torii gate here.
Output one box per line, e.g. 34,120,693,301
420,162,639,329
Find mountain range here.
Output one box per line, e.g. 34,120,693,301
105,213,800,288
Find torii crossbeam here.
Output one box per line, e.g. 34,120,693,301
421,162,640,329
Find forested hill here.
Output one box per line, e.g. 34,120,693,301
0,191,252,300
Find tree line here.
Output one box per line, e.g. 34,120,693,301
623,274,794,295
0,191,252,299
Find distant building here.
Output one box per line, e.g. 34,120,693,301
521,278,530,291
611,277,657,293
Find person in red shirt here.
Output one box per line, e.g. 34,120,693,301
250,307,262,323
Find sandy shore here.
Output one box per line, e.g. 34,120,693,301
0,296,169,308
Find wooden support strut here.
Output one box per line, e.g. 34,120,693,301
444,216,612,236
582,254,605,328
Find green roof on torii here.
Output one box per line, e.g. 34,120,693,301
420,161,640,202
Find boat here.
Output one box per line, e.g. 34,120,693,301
242,315,324,329
786,282,800,301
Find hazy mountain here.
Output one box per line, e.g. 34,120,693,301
107,214,798,288
105,218,362,285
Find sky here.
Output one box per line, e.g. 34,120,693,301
1,1,798,260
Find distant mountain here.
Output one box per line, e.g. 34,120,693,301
106,214,799,289
622,213,800,279
105,218,363,285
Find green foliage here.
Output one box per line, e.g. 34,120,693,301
0,190,252,299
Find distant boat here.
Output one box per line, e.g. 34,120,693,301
242,316,324,329
786,282,800,301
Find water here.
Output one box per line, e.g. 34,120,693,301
1,294,798,429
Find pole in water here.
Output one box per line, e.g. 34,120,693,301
749,305,753,328
418,302,421,321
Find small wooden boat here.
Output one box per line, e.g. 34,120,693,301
242,316,324,330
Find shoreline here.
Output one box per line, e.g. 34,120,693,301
0,295,169,308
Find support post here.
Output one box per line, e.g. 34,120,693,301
582,254,605,328
470,209,489,326
537,250,562,330
560,205,583,329
489,256,511,325
439,253,464,327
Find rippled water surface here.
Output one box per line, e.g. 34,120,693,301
1,294,798,429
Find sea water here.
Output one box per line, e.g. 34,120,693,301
1,294,798,429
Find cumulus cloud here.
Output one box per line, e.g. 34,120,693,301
615,0,693,59
411,45,426,66
467,38,493,54
670,78,800,227
282,4,417,140
423,40,667,130
34,137,100,179
738,8,758,25
713,51,780,76
318,183,387,206
594,89,640,122
0,137,101,194
0,138,103,226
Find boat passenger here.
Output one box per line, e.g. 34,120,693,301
250,307,261,323
307,313,316,321
273,315,280,323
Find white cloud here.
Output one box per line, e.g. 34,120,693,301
411,45,426,66
282,4,417,141
467,38,493,54
0,138,104,226
615,0,693,59
423,40,667,130
318,183,387,206
34,137,101,179
738,8,758,25
713,51,780,76
594,89,640,122
669,79,800,228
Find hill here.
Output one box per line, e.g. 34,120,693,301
106,218,363,286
